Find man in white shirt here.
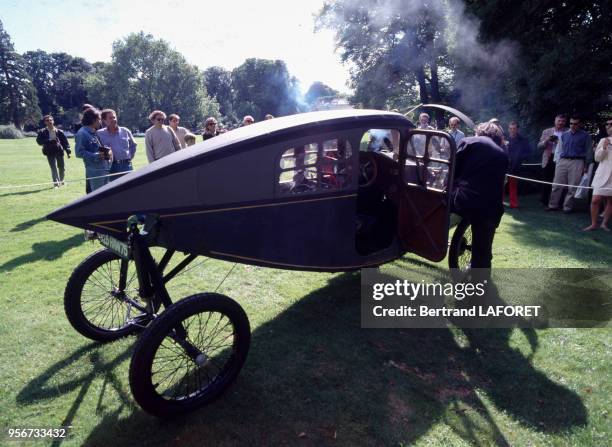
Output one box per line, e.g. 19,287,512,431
537,114,568,206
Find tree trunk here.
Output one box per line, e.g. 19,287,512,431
429,59,443,129
415,67,429,104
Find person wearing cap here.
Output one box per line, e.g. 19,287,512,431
242,115,255,126
203,117,220,141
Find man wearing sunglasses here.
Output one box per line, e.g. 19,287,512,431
547,116,593,212
145,110,182,163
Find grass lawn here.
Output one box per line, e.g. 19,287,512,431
0,137,610,446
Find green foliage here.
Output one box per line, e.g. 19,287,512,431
0,124,24,138
463,0,612,131
231,58,302,121
0,20,40,129
22,50,92,128
204,66,235,121
304,81,339,105
87,32,220,130
317,0,449,115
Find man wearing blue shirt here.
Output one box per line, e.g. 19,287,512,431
98,109,137,180
547,116,593,212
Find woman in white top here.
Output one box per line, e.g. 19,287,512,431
584,120,612,231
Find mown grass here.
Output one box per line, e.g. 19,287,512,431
0,137,610,446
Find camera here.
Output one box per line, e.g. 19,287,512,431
98,145,112,161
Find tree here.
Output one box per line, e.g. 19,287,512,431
203,66,235,120
24,50,92,126
88,32,219,130
231,58,300,120
304,81,339,105
316,0,449,117
464,0,612,131
0,20,40,129
22,50,57,116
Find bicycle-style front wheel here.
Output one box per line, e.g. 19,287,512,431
64,249,150,342
129,293,251,418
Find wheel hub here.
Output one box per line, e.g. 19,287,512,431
195,353,209,367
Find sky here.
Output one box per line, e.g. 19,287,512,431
1,0,352,94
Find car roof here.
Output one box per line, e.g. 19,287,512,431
171,109,409,160
78,109,412,197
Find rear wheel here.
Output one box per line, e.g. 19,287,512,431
448,218,472,271
129,293,251,418
64,249,151,342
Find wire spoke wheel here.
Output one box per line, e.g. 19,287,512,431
65,249,149,342
129,293,250,418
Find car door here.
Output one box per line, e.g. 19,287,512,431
396,129,456,262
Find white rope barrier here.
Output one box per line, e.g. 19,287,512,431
506,174,612,191
0,171,127,190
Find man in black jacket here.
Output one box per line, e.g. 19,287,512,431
36,115,71,188
452,121,509,268
505,121,532,208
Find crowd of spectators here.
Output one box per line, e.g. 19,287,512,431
35,107,612,231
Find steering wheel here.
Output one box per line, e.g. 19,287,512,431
359,152,378,188
290,181,316,194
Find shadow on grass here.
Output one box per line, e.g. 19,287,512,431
16,342,136,447
17,272,587,446
0,187,52,198
502,194,611,264
0,234,83,272
10,216,47,232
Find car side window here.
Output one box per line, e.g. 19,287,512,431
360,129,400,160
404,132,453,192
277,139,353,195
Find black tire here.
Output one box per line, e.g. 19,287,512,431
64,249,147,342
448,217,472,271
129,293,251,418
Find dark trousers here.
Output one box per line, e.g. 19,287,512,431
470,216,500,269
46,153,65,185
541,159,555,206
